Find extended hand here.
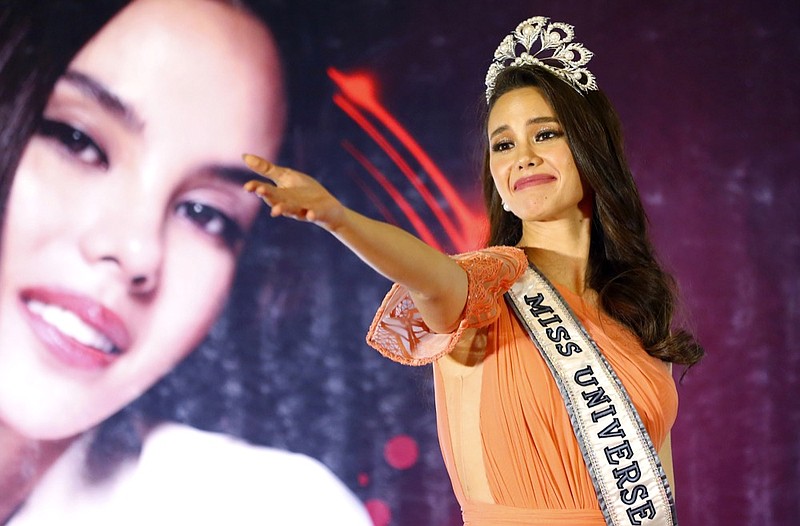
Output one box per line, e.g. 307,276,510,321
242,154,346,231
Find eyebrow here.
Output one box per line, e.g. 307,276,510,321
207,165,263,186
489,116,560,140
61,70,260,188
61,69,144,131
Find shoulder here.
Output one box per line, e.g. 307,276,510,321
366,246,527,365
135,424,372,524
13,424,371,526
138,423,329,482
452,245,527,269
455,246,527,318
452,246,527,295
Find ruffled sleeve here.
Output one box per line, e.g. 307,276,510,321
365,246,527,365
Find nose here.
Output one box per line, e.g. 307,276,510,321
516,142,540,170
80,203,164,296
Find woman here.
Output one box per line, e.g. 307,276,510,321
0,0,370,523
244,16,703,526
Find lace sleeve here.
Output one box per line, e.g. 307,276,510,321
365,246,527,365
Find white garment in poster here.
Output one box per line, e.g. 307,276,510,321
10,423,372,526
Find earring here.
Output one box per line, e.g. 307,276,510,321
502,201,511,212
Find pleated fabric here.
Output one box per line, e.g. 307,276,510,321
368,247,677,525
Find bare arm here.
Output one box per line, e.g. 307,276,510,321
242,154,468,333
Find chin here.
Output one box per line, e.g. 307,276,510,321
1,411,88,441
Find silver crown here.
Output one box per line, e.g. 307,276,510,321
485,16,598,102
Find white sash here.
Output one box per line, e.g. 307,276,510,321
505,265,677,526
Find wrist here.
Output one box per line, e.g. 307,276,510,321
325,205,354,234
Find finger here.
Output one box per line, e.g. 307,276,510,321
242,153,282,184
243,180,268,193
270,202,306,220
243,179,280,196
251,187,302,220
270,203,284,217
255,191,283,217
242,180,281,210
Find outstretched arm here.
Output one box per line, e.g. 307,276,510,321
242,154,468,333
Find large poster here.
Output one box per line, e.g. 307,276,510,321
1,1,798,525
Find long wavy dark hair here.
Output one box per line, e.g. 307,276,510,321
482,65,703,366
0,0,130,230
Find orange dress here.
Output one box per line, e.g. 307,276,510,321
367,247,678,526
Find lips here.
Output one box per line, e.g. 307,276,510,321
20,288,132,370
513,173,556,191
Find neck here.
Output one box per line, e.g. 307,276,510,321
0,422,74,523
517,213,592,296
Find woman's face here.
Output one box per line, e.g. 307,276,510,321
0,0,285,439
487,86,587,224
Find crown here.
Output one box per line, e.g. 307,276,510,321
485,16,598,102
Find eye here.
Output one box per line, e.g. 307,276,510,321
176,201,245,249
491,139,514,153
534,128,564,143
37,119,109,169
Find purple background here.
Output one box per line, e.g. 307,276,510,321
89,1,799,525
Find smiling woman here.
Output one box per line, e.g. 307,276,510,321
0,0,369,523
487,87,587,227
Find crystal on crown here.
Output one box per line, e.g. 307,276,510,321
485,16,598,102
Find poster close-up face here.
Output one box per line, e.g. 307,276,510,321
0,1,797,525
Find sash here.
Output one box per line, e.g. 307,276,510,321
505,265,677,526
